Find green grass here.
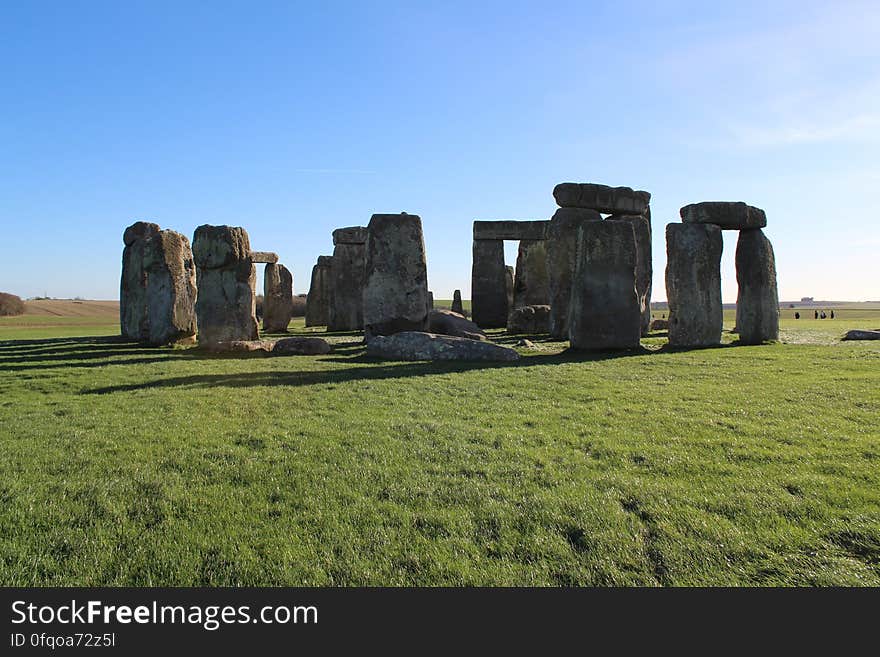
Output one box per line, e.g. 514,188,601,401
0,311,878,586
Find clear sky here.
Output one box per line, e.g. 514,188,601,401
1,0,877,302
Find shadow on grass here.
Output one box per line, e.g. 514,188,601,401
83,346,650,394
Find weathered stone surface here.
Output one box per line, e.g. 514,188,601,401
250,251,279,264
665,223,723,347
553,182,651,215
332,226,368,245
735,229,779,344
650,318,669,331
305,256,333,327
428,291,434,311
328,242,365,331
608,212,653,336
473,220,548,241
427,309,486,341
471,239,508,328
569,221,641,350
363,213,429,338
505,266,515,311
507,304,550,335
451,289,464,315
842,329,880,340
120,224,197,346
680,202,767,230
366,331,519,361
193,225,259,344
205,339,273,354
263,263,294,332
272,336,332,355
512,240,550,309
546,208,602,339
123,221,160,247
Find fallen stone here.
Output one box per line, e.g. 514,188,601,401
553,182,651,215
569,221,641,350
650,318,669,331
363,213,429,338
366,331,520,361
680,202,767,230
842,330,880,341
427,309,487,341
516,339,536,349
547,208,603,339
250,251,279,264
735,229,779,344
205,340,273,354
665,223,723,347
272,336,332,355
507,304,550,335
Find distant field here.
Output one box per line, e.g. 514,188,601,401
1,300,878,586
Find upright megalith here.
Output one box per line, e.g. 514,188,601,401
512,240,550,309
328,227,366,331
569,220,641,350
120,221,197,346
735,229,779,344
505,266,515,311
121,221,160,340
665,223,723,347
547,208,601,339
263,263,294,332
363,213,429,338
305,255,333,327
471,239,508,328
192,224,258,344
608,212,653,336
451,289,464,315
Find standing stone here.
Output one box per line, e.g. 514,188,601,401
471,239,508,328
547,208,602,339
665,223,723,347
735,229,779,344
364,213,429,339
120,221,160,340
505,266,515,311
512,240,550,309
569,221,641,350
328,227,366,331
120,222,197,346
451,289,464,315
428,291,434,312
192,225,259,345
363,213,429,338
305,255,333,327
608,211,653,336
263,263,294,332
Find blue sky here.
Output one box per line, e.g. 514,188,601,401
1,0,878,302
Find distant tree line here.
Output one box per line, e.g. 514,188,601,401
0,292,25,316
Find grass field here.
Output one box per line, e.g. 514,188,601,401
1,301,878,585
